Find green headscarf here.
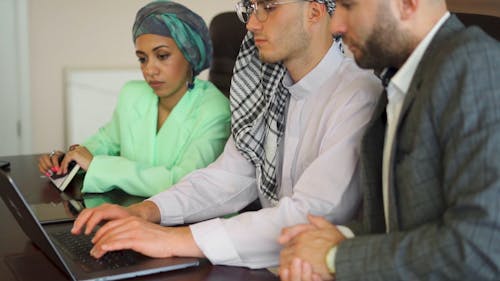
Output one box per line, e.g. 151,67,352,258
132,0,212,77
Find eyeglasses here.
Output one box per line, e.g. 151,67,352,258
235,0,307,23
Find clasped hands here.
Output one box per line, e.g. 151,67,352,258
278,214,346,281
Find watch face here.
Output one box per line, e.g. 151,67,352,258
326,246,337,274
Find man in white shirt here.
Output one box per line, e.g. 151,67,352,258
279,0,500,280
72,0,381,268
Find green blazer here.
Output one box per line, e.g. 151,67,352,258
81,79,230,197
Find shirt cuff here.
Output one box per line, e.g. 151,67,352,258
326,225,355,274
147,195,184,226
337,225,355,238
189,218,242,265
81,155,105,193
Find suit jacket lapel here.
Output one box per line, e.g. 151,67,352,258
388,15,465,230
397,15,463,125
359,92,388,234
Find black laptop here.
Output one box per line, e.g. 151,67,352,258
0,170,199,281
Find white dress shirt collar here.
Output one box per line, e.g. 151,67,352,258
389,12,450,94
383,11,450,231
283,41,344,99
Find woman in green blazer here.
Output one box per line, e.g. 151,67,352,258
38,1,230,197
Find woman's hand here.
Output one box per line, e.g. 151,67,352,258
38,144,93,176
59,145,93,174
38,150,64,176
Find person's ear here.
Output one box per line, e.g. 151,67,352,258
398,0,419,20
306,1,326,23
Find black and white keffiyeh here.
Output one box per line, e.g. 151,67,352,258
230,0,336,205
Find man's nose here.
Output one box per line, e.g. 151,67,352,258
246,12,262,33
330,9,347,37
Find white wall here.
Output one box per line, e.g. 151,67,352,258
29,0,237,153
0,0,21,155
0,0,31,157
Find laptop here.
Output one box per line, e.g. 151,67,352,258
0,170,199,281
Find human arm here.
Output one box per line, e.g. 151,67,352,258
74,137,256,260
333,30,500,281
146,63,379,267
81,81,231,197
187,149,357,269
37,81,129,177
174,98,372,268
148,136,259,225
81,112,229,197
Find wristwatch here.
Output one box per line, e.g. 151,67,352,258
326,246,338,274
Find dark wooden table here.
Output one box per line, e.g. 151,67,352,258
0,154,279,281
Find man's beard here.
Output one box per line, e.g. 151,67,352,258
255,22,310,64
354,9,415,70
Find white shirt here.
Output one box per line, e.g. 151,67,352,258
382,12,450,230
149,43,382,268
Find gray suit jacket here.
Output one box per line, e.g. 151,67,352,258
336,15,500,280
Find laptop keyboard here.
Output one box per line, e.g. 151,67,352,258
51,230,144,272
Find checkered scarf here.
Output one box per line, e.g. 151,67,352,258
230,0,336,204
